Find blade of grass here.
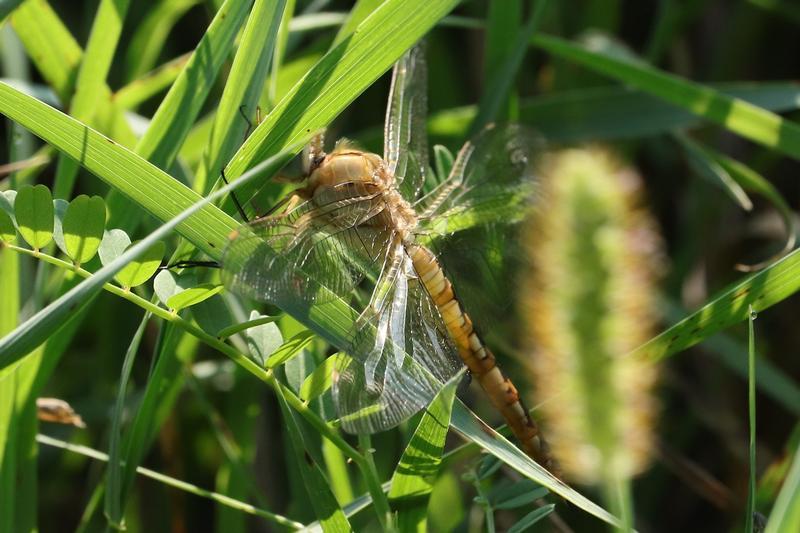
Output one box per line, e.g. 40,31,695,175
429,83,800,143
467,0,546,136
746,307,757,533
764,442,800,532
388,379,457,531
124,0,201,80
450,400,622,528
36,434,306,530
274,381,352,531
112,53,191,111
633,248,800,362
107,0,254,230
531,33,800,160
52,0,130,199
194,0,286,194
221,0,461,209
104,311,150,529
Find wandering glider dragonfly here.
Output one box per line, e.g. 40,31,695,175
222,44,554,471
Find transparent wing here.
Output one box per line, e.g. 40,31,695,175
415,123,544,233
384,43,428,202
221,182,392,307
333,242,464,433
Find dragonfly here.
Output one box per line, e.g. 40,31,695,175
221,44,555,472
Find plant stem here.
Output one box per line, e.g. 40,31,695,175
358,433,392,529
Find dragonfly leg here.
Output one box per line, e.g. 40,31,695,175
220,168,250,222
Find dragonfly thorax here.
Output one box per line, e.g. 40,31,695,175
307,148,419,238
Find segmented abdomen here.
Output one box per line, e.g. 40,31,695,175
407,244,557,473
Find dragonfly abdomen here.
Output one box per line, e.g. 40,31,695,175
408,243,557,473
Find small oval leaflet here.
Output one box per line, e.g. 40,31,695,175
244,310,284,367
0,209,16,243
15,184,53,250
98,228,131,265
299,352,345,402
63,195,106,265
153,270,198,305
264,330,314,370
51,199,69,255
114,240,165,288
166,283,224,312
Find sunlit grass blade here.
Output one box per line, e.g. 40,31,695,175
104,312,150,529
195,0,285,195
124,0,201,80
764,442,800,532
222,0,461,206
112,53,191,111
633,248,800,362
450,400,621,528
274,384,351,531
746,307,757,533
531,33,800,160
388,378,457,531
428,83,800,144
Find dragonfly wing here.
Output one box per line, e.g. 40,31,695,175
384,43,428,202
221,183,392,306
416,123,543,232
334,243,464,434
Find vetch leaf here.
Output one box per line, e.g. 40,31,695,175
114,241,165,289
98,228,131,265
153,270,198,305
264,330,314,369
299,352,344,402
15,184,53,250
51,199,69,255
166,284,224,312
243,310,284,366
0,210,16,243
63,195,106,265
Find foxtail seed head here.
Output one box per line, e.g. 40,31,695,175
521,146,663,484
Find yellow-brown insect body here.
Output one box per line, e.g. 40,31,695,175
307,147,418,239
407,243,557,473
306,146,556,472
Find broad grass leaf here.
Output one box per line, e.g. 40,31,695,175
114,240,165,289
15,184,53,250
63,195,106,265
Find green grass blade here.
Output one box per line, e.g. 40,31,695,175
531,33,800,160
388,379,457,532
633,248,800,362
112,53,191,111
104,312,150,529
222,0,461,205
450,400,621,528
9,0,81,100
468,0,546,136
194,0,286,194
746,307,757,533
428,82,800,143
765,443,800,532
124,0,201,80
274,383,351,531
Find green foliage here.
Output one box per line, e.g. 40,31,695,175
2,1,800,531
